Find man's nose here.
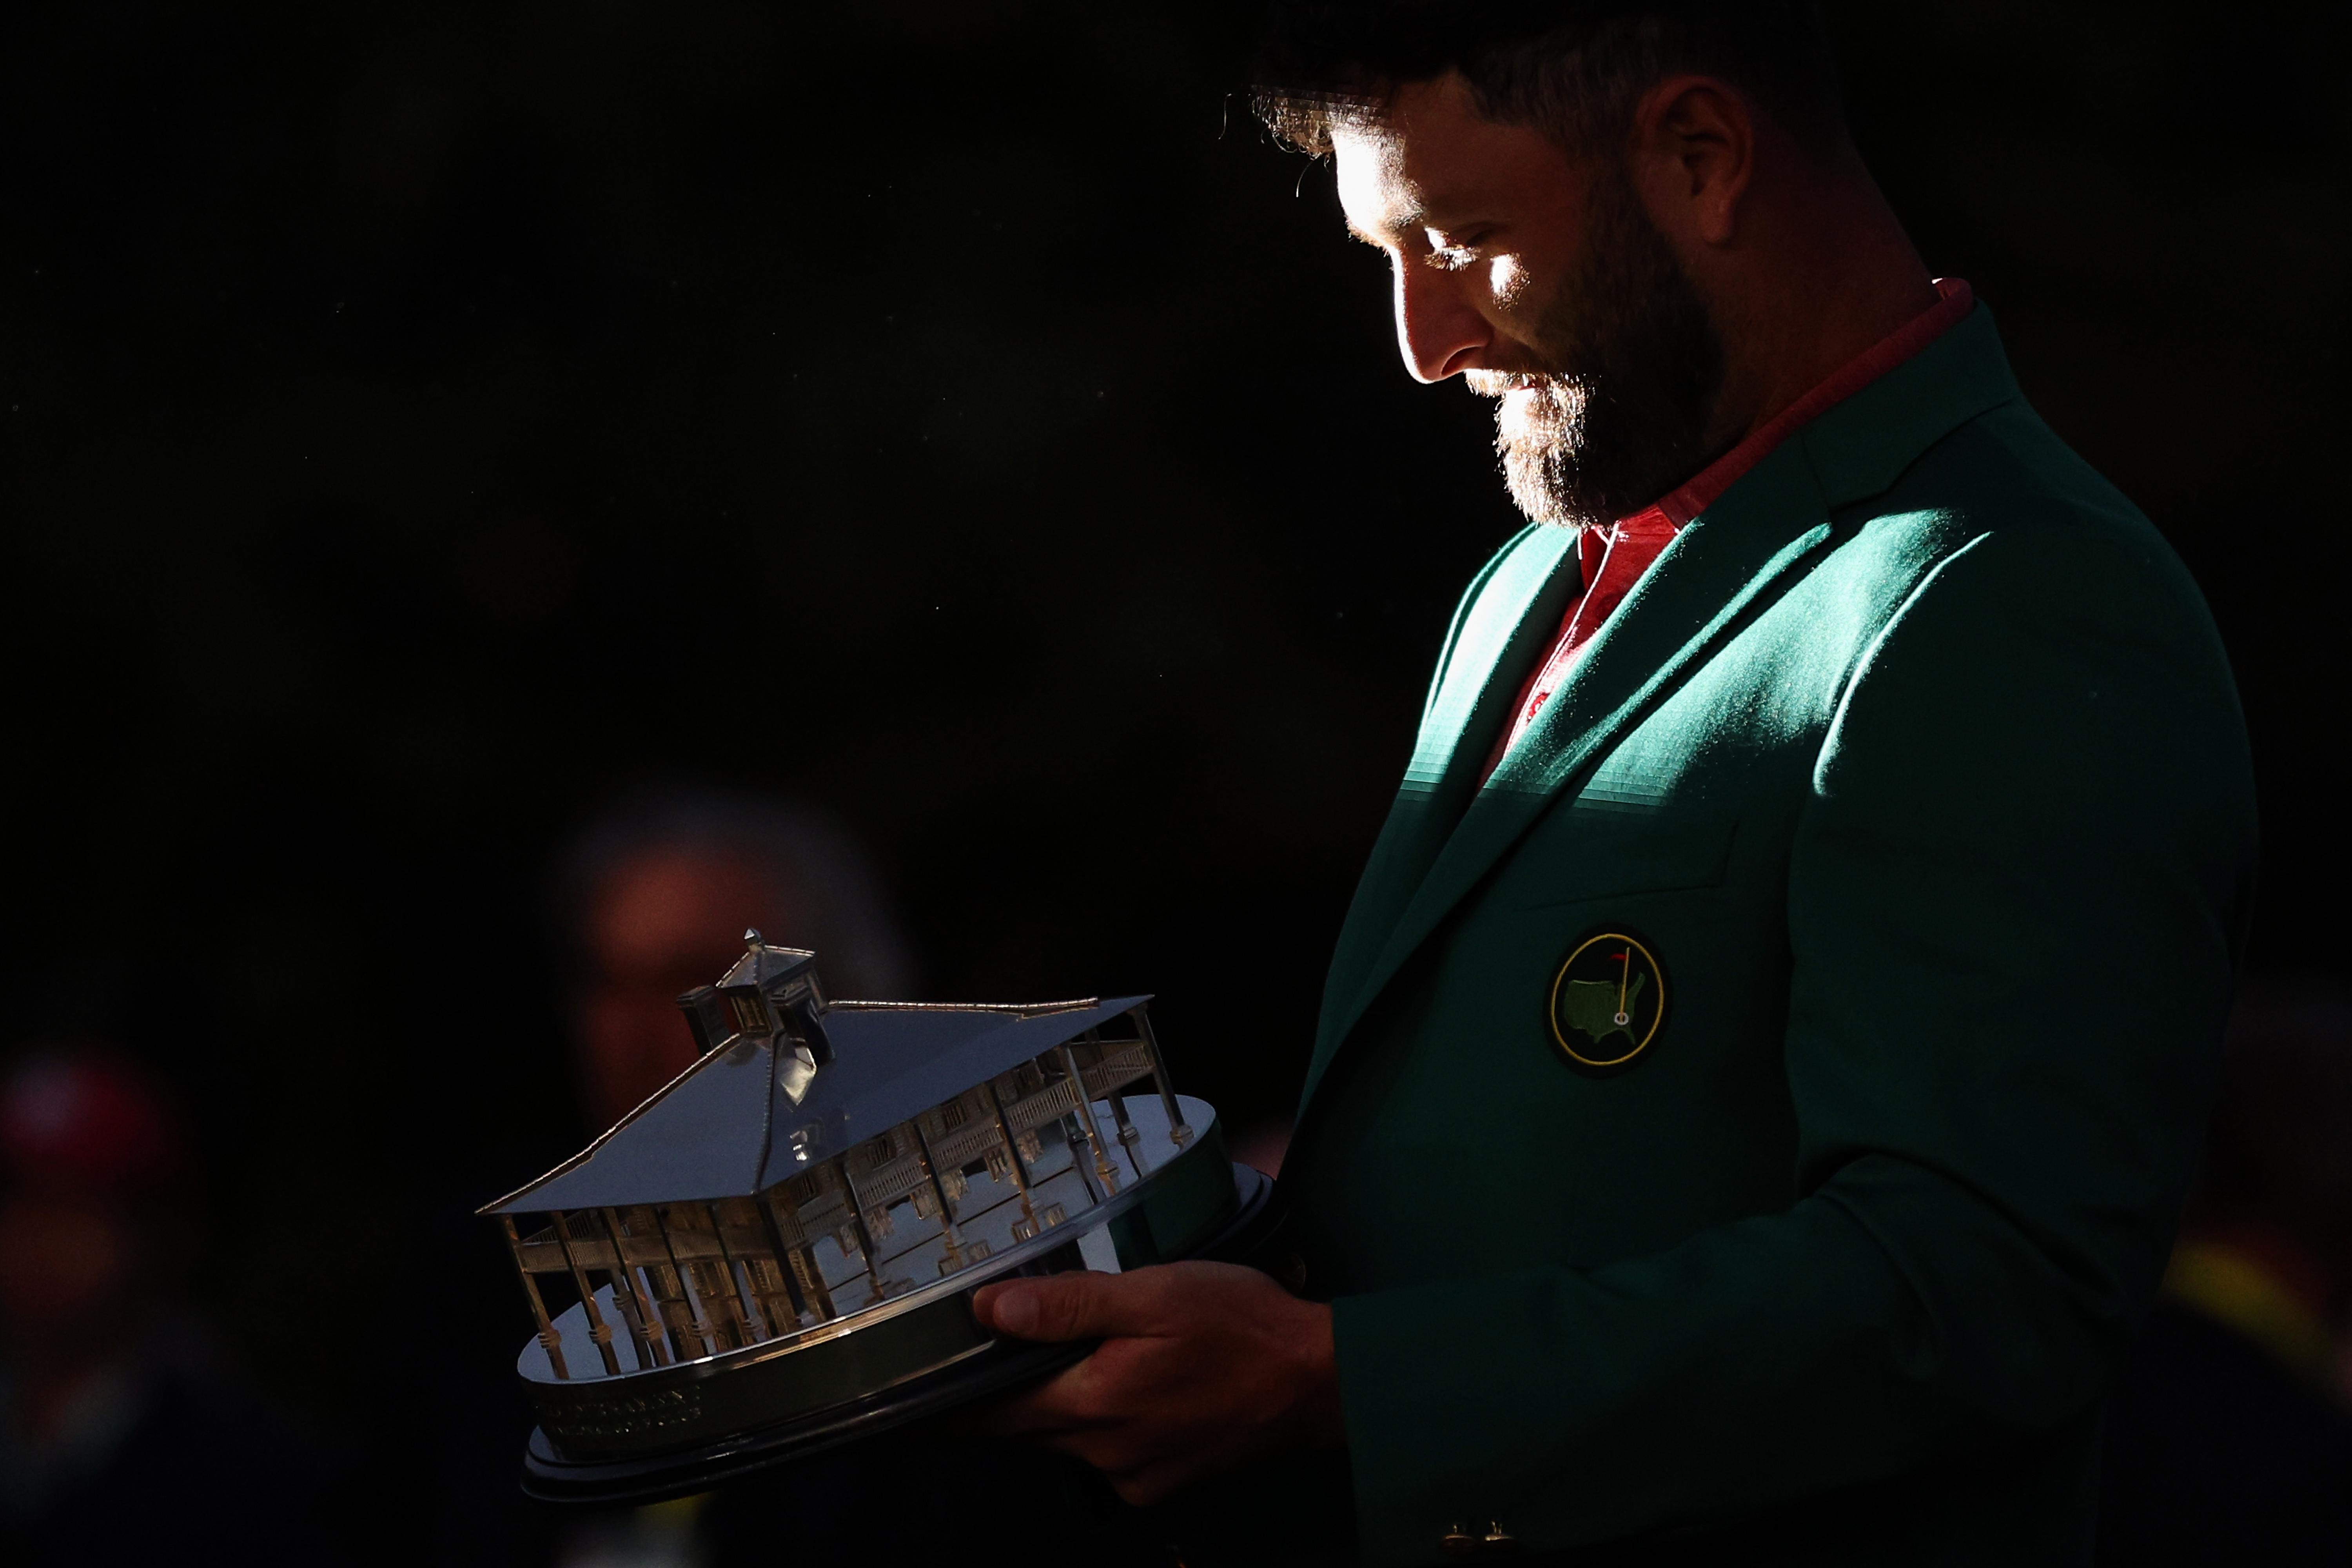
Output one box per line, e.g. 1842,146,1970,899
1393,265,1490,384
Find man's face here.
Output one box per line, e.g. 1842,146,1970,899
575,849,786,1127
1331,74,1724,528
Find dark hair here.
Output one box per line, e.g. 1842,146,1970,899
1254,0,1845,158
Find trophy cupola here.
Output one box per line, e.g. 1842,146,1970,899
675,931,833,1067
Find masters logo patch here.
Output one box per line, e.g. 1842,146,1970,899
1548,930,1667,1071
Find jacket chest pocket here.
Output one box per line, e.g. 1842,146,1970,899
1503,807,1741,911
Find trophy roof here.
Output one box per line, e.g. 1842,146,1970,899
715,938,817,994
481,995,1149,1215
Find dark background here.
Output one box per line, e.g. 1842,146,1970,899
1,2,2343,1559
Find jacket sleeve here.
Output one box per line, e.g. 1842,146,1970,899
1327,515,2257,1561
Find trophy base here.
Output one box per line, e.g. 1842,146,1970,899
520,1161,1276,1504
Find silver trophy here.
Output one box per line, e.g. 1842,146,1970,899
483,933,1267,1502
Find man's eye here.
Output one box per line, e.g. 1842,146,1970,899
1423,230,1488,271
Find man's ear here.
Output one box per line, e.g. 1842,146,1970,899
1629,74,1754,249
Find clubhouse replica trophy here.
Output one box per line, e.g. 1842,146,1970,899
483,933,1267,1502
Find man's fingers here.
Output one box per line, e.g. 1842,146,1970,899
972,1267,1158,1343
978,1373,1086,1437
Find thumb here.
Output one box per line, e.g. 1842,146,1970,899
973,1267,1151,1343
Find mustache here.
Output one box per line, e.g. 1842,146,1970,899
1464,368,1568,398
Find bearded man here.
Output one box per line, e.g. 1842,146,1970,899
971,5,2258,1564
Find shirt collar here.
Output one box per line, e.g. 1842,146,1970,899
1636,277,1976,534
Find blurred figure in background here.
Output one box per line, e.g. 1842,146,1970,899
2098,981,2352,1563
540,791,920,1568
539,790,1163,1568
0,1044,330,1565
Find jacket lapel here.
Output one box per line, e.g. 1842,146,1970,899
1301,446,1836,1106
1307,524,1580,1085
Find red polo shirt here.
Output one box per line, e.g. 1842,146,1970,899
1482,278,1976,781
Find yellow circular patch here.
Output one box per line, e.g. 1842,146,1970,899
1547,931,1667,1069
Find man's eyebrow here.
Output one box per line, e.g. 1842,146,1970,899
1348,201,1487,248
1344,204,1427,247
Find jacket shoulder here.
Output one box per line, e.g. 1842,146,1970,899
1828,400,2221,650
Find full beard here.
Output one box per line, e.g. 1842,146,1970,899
1478,165,1726,531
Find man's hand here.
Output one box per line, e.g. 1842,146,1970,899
970,1259,1343,1505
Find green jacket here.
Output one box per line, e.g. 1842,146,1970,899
1275,305,2257,1564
